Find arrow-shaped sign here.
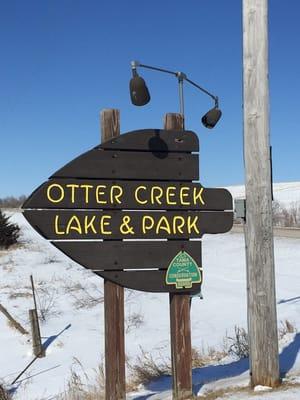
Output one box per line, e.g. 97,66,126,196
23,129,233,293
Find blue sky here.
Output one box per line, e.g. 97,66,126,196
1,1,299,197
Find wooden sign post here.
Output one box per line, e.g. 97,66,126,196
165,114,192,399
101,109,126,400
22,109,233,399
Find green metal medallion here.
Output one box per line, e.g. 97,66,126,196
165,251,202,289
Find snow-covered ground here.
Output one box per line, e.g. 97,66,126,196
0,183,300,399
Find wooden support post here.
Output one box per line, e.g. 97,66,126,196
29,309,44,357
242,0,280,388
29,275,45,357
101,109,126,400
165,113,192,400
0,303,28,335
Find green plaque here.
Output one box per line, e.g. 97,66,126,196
165,251,202,289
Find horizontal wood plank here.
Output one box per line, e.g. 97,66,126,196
52,240,201,271
23,179,233,211
51,149,198,181
23,210,234,240
96,270,202,293
99,129,199,152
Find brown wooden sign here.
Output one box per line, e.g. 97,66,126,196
23,128,233,293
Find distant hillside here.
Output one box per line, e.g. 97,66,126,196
226,182,300,207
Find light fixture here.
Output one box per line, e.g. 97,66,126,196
129,61,222,129
129,67,150,106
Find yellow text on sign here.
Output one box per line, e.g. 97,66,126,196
46,183,205,207
53,214,201,237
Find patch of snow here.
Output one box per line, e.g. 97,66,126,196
254,385,273,392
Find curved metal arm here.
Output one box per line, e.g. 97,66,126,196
131,61,218,105
131,61,220,126
131,61,177,77
185,77,218,107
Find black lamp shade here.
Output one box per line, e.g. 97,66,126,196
129,76,150,106
201,108,222,129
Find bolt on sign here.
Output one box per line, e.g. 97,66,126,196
23,129,233,293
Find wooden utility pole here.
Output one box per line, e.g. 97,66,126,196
101,109,126,400
165,113,192,399
242,0,280,387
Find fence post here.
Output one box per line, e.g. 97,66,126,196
29,309,44,357
0,303,28,335
29,275,44,357
101,109,126,400
165,113,193,399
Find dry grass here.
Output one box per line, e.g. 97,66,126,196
192,346,227,368
43,255,60,264
36,285,61,322
127,345,227,390
8,291,31,300
128,347,171,389
59,358,105,400
63,281,104,310
225,326,249,359
0,303,29,335
223,321,296,360
278,319,296,340
54,321,299,399
125,312,144,333
0,384,11,400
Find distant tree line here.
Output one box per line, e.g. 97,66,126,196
235,200,300,228
0,195,27,208
272,200,300,228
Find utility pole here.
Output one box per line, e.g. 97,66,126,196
242,0,280,387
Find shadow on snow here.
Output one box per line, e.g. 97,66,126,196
132,333,300,399
279,332,300,377
278,296,300,304
8,324,71,395
41,323,71,351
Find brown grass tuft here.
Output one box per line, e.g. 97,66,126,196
59,358,105,400
0,384,11,400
